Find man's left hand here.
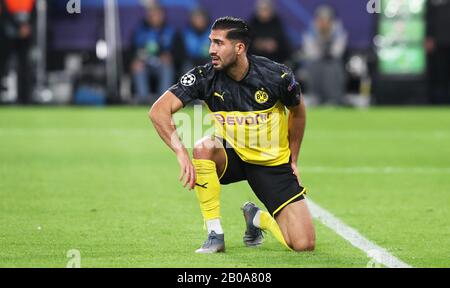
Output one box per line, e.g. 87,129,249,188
291,162,301,184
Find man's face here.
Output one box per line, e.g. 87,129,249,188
147,8,165,28
315,17,332,36
191,13,208,31
256,4,273,22
209,29,238,70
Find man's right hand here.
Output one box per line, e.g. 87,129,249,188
149,91,192,189
176,150,196,190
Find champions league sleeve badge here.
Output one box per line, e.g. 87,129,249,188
180,73,196,86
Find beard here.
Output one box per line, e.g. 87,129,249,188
212,54,237,71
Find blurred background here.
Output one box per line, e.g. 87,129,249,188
0,0,448,107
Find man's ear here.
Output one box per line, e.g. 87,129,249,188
236,43,245,55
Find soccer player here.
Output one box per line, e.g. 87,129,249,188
149,17,315,253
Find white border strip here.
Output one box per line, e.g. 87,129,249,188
307,199,412,268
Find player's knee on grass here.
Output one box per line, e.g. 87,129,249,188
290,235,315,252
276,226,315,252
289,222,315,252
276,201,316,252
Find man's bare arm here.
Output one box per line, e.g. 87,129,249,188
288,97,307,179
149,91,196,190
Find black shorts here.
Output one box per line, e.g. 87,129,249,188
218,138,306,216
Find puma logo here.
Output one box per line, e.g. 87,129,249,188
213,92,225,102
195,182,208,189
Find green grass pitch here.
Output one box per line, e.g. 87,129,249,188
0,106,449,267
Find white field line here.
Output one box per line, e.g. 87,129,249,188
307,199,412,268
1,128,450,138
303,166,450,174
1,128,449,174
0,128,148,136
306,130,450,139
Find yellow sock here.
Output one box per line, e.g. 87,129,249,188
192,159,221,221
259,211,293,251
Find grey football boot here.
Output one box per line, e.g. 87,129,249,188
195,231,225,254
241,202,264,247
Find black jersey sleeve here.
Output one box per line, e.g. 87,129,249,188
279,68,302,107
168,66,207,106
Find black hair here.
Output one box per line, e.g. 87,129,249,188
211,16,251,49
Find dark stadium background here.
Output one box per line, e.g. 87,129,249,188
49,0,373,50
2,0,446,105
